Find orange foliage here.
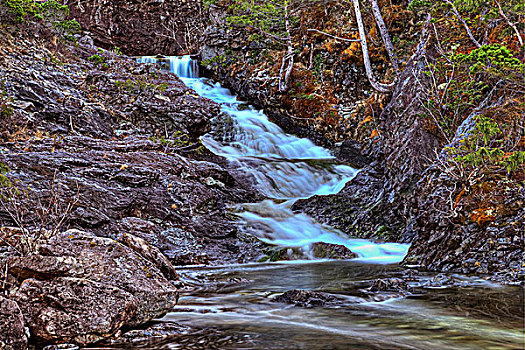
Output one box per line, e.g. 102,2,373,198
469,207,497,225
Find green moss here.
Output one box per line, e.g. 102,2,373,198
447,115,525,174
88,54,105,65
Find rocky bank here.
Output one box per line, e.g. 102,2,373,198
0,8,264,347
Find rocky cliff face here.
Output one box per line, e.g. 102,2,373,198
0,26,262,266
66,0,206,55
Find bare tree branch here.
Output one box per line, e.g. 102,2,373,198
369,0,400,75
279,2,295,92
352,0,395,93
443,0,481,48
495,0,524,47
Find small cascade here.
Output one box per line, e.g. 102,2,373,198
137,56,199,78
138,55,409,263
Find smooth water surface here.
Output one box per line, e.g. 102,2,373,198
162,262,523,350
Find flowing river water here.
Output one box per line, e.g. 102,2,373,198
130,56,524,350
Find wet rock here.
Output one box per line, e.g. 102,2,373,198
272,289,341,308
0,296,28,350
258,243,356,262
104,322,191,346
164,249,210,266
293,166,408,243
334,140,370,168
311,242,357,259
257,246,311,262
369,278,410,292
12,277,137,345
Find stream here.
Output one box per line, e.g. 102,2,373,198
130,56,524,350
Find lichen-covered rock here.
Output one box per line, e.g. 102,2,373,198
117,232,179,280
0,296,28,350
12,277,137,346
36,230,178,327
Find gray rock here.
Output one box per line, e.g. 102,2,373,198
117,232,178,280
0,296,28,350
12,277,137,346
311,242,357,259
8,230,179,336
42,230,179,327
272,290,341,308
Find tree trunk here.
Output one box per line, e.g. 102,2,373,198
279,2,294,92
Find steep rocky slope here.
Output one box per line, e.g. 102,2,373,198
0,28,262,265
0,6,263,346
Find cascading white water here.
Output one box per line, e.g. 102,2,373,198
138,56,409,263
138,56,199,78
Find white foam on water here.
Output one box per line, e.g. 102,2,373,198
137,56,410,264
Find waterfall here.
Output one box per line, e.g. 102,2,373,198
137,56,199,78
137,56,410,264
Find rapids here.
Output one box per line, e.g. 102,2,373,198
137,55,409,263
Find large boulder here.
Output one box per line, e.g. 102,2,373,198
8,229,180,344
0,296,28,350
10,230,179,327
13,277,137,346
